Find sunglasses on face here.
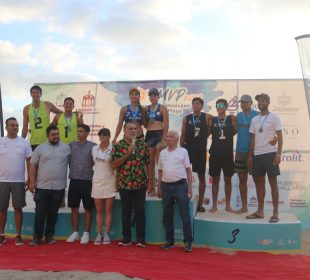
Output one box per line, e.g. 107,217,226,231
216,103,226,109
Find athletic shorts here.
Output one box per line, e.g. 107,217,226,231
68,179,94,209
145,130,163,148
187,148,207,174
252,152,280,177
234,152,251,174
209,155,234,177
0,182,26,209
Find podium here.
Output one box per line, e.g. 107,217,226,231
194,211,301,251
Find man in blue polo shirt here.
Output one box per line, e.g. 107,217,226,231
235,95,259,213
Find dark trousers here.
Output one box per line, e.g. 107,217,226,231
161,180,193,243
33,188,65,240
119,187,146,242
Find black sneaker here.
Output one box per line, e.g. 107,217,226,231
45,236,56,244
184,242,192,252
29,239,41,247
118,239,132,246
161,242,174,250
0,235,6,246
136,241,146,248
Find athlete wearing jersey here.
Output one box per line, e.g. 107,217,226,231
180,97,212,212
52,97,84,144
208,99,237,213
144,88,169,196
22,85,62,150
112,88,145,144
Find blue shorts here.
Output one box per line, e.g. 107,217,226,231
253,152,280,177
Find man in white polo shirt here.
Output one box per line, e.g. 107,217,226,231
247,93,283,223
158,130,193,252
0,117,32,246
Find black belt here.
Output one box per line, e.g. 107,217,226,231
162,179,186,185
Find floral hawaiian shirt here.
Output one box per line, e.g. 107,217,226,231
111,139,150,190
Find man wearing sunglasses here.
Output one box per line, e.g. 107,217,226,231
208,99,237,213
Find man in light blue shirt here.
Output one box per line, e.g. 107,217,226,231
29,125,70,246
235,95,259,213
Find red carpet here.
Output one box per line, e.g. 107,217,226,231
0,239,310,280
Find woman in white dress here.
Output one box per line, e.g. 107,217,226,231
92,128,116,245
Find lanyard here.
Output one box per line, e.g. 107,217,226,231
33,104,40,121
217,116,227,130
149,104,159,120
192,113,201,127
130,105,139,120
242,111,251,127
64,113,73,131
258,113,270,132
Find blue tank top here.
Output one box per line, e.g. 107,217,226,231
146,104,163,122
124,105,143,124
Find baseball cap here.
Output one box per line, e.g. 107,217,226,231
148,88,159,96
98,128,111,136
238,94,252,103
255,93,270,102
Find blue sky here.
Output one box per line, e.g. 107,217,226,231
1,0,310,121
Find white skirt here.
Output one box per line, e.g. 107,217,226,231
91,178,117,199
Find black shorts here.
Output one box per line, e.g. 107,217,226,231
145,130,163,148
68,179,94,209
187,148,207,174
209,155,234,177
253,152,280,177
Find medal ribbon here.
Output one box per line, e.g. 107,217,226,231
259,113,270,132
64,113,73,131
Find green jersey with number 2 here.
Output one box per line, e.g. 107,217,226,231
28,101,50,145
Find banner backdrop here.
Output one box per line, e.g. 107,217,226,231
36,79,310,230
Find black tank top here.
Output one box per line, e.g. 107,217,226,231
209,115,234,157
184,112,208,150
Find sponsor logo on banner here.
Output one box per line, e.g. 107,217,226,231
248,195,258,207
77,90,99,115
278,180,307,192
227,96,238,114
272,92,298,114
266,200,284,205
290,198,308,208
55,93,67,107
282,126,299,139
281,150,303,162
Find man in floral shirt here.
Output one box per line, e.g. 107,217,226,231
111,121,152,247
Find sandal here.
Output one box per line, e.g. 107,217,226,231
246,212,264,219
269,216,279,223
197,205,206,213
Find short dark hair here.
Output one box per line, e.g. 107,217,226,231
149,88,159,96
46,124,58,135
5,117,17,127
124,121,137,129
78,124,90,134
30,85,42,94
216,98,228,107
98,128,111,136
64,97,75,104
192,97,204,106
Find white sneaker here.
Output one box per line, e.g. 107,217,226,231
80,232,90,244
102,234,111,245
94,233,102,245
66,232,79,243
